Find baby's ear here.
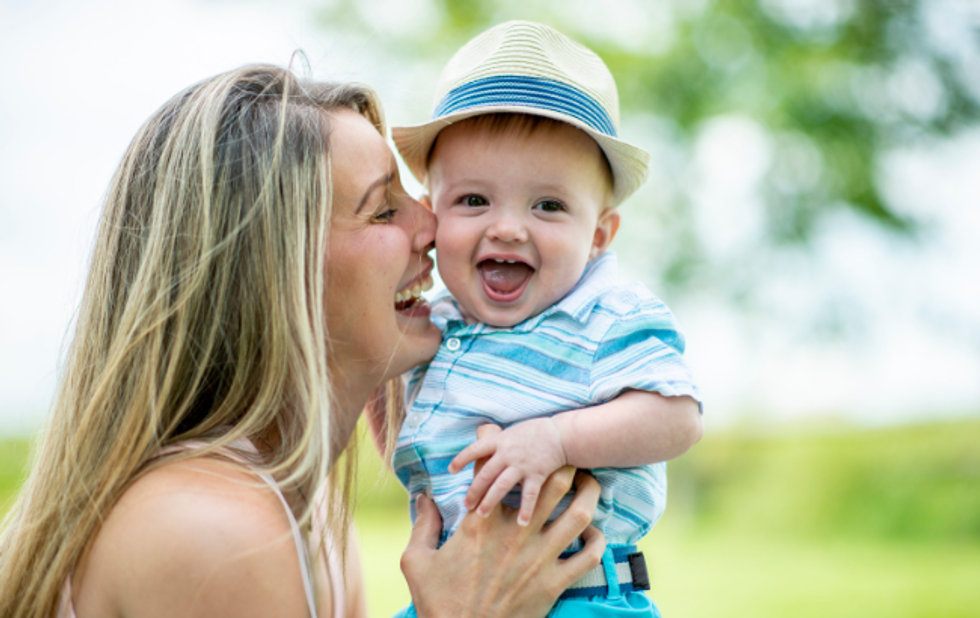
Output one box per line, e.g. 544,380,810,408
590,208,621,260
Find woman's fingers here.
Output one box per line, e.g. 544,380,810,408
525,465,576,529
404,494,442,558
556,525,606,586
404,464,603,618
541,471,600,544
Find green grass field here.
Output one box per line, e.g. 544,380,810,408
3,419,979,617
355,513,980,618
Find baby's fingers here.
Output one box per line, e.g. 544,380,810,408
464,455,506,510
449,437,496,474
476,467,523,517
517,477,543,526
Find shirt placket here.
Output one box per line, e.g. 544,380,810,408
410,321,479,478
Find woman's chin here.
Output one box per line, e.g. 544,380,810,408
386,311,442,378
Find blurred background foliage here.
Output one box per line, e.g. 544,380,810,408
315,0,980,299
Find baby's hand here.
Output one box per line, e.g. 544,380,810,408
448,418,567,526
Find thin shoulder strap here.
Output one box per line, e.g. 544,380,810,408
157,439,320,618
256,469,320,618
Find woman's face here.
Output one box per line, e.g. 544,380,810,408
324,110,441,403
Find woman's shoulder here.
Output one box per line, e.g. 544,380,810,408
72,456,312,618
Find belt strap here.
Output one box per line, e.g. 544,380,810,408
559,544,650,600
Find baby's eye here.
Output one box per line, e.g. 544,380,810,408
534,200,566,213
461,194,489,207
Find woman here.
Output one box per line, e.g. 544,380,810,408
0,65,604,618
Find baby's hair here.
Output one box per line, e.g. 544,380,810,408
427,112,615,207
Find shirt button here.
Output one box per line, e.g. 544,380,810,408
407,413,423,427
446,337,461,351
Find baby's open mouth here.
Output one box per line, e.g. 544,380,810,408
479,258,534,301
395,274,434,311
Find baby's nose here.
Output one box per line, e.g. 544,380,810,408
486,213,528,243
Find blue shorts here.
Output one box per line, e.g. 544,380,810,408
394,546,661,618
393,593,659,618
547,591,659,617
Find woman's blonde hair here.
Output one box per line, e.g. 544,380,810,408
0,63,383,618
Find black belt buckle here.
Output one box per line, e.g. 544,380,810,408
627,552,650,591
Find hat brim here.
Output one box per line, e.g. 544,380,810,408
392,105,651,207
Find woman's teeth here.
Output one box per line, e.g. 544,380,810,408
395,274,434,308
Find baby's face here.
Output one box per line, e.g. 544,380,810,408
427,120,616,327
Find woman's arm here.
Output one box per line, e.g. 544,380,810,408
401,425,605,618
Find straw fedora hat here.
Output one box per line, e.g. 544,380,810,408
392,20,651,206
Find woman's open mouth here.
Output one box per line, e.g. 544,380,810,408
478,257,534,303
395,274,434,312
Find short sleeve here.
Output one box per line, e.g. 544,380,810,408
589,298,702,408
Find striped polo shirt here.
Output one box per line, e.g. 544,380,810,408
393,252,701,545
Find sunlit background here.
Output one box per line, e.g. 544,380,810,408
1,1,978,616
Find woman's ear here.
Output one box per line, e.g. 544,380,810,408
590,208,621,260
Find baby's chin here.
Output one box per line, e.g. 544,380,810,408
458,301,526,328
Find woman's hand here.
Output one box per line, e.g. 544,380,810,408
401,425,605,618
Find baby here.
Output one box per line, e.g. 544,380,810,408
391,21,702,616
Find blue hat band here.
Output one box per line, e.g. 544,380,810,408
432,75,618,138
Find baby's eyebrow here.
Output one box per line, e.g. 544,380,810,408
533,183,569,194
356,171,396,214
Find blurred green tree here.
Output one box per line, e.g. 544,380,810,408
315,0,979,293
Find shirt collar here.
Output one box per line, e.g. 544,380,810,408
540,250,619,325
431,251,620,334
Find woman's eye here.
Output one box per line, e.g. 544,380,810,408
373,206,398,222
535,200,565,213
462,195,488,207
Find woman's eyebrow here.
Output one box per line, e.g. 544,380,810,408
356,171,396,214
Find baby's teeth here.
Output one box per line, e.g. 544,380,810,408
494,258,504,263
506,260,516,264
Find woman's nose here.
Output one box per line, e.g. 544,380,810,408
404,196,436,253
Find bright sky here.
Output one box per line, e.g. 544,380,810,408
1,0,978,434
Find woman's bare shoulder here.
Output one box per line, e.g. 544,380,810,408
73,457,312,618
